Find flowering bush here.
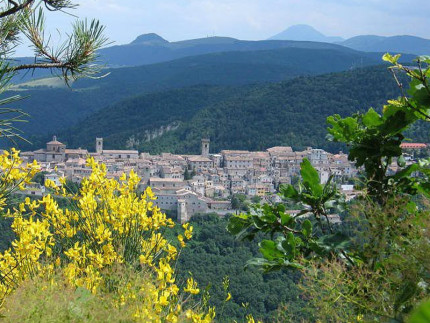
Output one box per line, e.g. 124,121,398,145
0,152,214,322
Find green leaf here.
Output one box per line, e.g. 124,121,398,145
300,158,322,197
327,114,360,143
280,233,297,259
280,213,293,226
261,205,277,224
408,299,430,323
382,53,401,64
393,163,419,180
302,219,312,238
245,257,269,268
408,78,430,108
227,216,248,235
280,184,299,199
397,155,406,167
259,240,284,261
362,108,383,127
276,203,286,213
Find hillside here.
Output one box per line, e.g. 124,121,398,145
339,35,430,55
10,32,373,83
10,31,425,84
10,33,357,81
5,46,381,147
59,65,414,154
59,85,246,151
97,33,356,67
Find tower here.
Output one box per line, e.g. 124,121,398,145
177,199,188,223
96,138,103,154
201,138,210,157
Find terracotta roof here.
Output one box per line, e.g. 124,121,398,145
150,178,184,182
46,140,64,145
188,156,212,162
65,149,88,154
220,150,250,155
46,136,64,145
267,146,293,153
225,155,252,161
249,151,270,158
102,150,138,154
400,143,427,149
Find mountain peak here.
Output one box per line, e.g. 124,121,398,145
130,33,168,45
269,24,343,43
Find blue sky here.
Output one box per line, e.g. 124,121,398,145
15,0,430,55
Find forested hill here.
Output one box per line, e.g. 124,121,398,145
60,65,413,154
10,36,376,83
7,46,381,144
89,33,369,67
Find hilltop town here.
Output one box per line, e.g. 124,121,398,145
18,136,365,222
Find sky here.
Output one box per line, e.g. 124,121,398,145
14,0,430,56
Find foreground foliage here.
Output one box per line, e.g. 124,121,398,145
0,152,214,322
228,54,430,322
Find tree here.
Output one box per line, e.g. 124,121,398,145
184,168,192,180
0,0,108,141
228,54,430,322
251,195,261,204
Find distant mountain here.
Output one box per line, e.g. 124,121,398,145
10,33,358,82
60,65,416,154
269,25,344,43
97,32,354,67
339,35,430,55
129,33,169,45
7,45,381,146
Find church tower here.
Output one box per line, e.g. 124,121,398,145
96,138,103,154
177,199,188,223
201,138,210,157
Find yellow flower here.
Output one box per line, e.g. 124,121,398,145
184,277,200,295
177,234,186,248
0,151,214,322
225,292,232,302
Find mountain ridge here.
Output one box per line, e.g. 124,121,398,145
338,35,430,55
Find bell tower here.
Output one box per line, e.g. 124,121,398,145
96,138,103,154
201,138,210,157
177,199,188,223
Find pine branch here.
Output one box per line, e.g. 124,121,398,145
6,62,71,71
0,0,34,18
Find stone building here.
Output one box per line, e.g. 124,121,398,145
33,136,66,162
